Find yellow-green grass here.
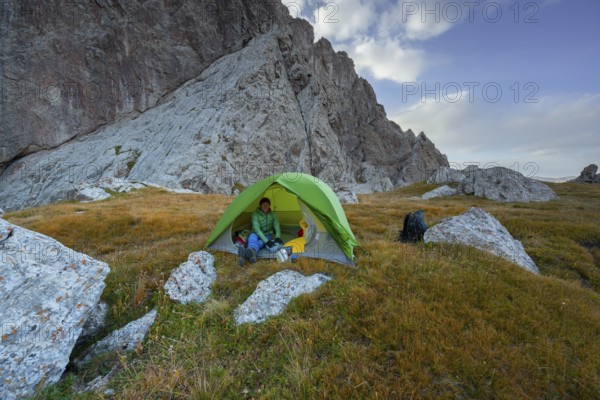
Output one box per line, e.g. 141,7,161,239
4,183,600,399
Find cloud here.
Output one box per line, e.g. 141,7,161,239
391,93,600,177
299,0,460,83
340,38,425,83
398,1,456,41
310,0,376,42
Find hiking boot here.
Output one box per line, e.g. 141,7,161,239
245,247,257,263
236,244,245,267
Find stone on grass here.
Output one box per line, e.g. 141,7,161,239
76,367,117,395
0,219,110,400
76,186,112,202
75,309,157,367
457,167,557,202
422,185,457,200
570,164,600,183
235,270,331,325
164,251,216,304
424,207,539,274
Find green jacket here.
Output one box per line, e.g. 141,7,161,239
251,208,281,243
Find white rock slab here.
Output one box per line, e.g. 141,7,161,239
337,190,359,204
422,185,457,200
164,251,216,304
75,309,157,367
0,219,110,400
235,270,331,325
77,186,112,202
424,207,539,273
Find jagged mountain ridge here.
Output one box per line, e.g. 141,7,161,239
0,0,448,211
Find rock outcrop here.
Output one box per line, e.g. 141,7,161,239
74,309,157,367
336,190,359,204
0,219,110,400
424,207,539,274
0,0,448,211
427,166,466,184
235,270,331,325
76,178,146,203
426,166,557,202
457,167,557,202
570,164,600,183
164,252,216,305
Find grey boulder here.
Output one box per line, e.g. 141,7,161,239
422,185,457,200
76,367,116,395
164,252,216,305
424,207,539,273
458,167,557,202
0,219,110,400
235,270,331,325
337,190,359,204
74,309,157,367
570,164,600,183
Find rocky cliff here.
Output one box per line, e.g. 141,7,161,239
0,0,448,211
0,0,289,169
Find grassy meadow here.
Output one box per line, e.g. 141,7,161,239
4,182,600,399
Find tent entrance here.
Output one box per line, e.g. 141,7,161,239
206,173,358,266
232,184,306,244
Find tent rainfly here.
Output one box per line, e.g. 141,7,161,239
206,173,359,266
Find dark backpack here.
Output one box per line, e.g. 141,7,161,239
397,210,428,242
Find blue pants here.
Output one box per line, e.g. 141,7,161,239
247,233,273,253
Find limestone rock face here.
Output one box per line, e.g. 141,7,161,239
164,252,216,305
457,167,557,202
235,270,331,325
424,207,539,274
0,1,448,211
570,164,600,183
336,190,359,204
0,219,110,400
0,0,290,171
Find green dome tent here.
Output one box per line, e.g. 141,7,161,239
206,173,359,266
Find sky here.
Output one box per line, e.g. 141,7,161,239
283,0,600,178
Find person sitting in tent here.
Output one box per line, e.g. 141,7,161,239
245,197,284,263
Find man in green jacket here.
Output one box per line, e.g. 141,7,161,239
245,197,283,263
